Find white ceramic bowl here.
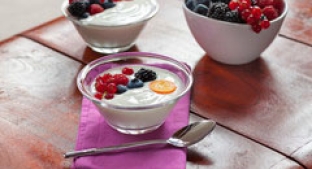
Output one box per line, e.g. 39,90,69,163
61,0,159,54
183,0,288,65
77,52,193,134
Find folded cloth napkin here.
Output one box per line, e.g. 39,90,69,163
72,91,191,169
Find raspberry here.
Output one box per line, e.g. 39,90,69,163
122,67,134,75
89,4,104,15
262,5,278,20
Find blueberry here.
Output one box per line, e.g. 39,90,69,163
127,78,144,89
81,12,90,19
116,85,127,94
186,0,196,10
194,4,209,16
197,0,212,8
101,2,116,9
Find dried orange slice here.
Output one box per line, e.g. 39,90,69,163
149,80,177,94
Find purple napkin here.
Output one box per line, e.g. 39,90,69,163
72,91,190,169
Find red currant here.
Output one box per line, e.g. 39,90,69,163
241,8,252,21
107,83,117,94
95,81,108,93
262,5,279,21
238,1,251,13
260,19,270,29
122,67,134,75
252,24,262,33
246,16,258,25
94,92,103,100
251,6,262,20
104,92,114,100
101,73,113,83
257,0,274,8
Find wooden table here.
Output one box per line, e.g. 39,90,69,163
0,0,311,168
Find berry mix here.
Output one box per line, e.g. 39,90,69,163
186,0,284,33
67,0,122,19
93,67,176,100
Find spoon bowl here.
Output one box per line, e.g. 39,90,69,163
64,120,216,158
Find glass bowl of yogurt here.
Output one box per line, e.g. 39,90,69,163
77,52,193,134
61,0,159,54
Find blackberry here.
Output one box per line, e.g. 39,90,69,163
89,0,101,4
194,4,210,16
208,2,230,21
68,2,88,18
134,68,157,82
218,0,230,4
224,11,244,23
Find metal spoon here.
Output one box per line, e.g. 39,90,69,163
64,120,216,158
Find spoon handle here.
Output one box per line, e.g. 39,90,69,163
64,139,167,158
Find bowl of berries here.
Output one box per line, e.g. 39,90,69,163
76,52,193,134
61,0,159,54
183,0,288,65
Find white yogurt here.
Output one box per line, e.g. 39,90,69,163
92,65,183,106
81,0,158,26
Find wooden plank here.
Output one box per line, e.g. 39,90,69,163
191,36,312,168
0,37,302,169
0,37,82,169
280,0,312,45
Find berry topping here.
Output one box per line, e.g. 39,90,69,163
208,2,230,20
67,0,119,19
262,5,279,20
116,85,128,94
68,1,88,18
186,0,284,33
90,4,104,15
134,68,157,82
107,83,118,93
113,74,129,85
122,67,134,75
194,4,210,16
149,80,177,94
104,92,115,100
94,92,103,100
127,78,144,89
256,0,274,8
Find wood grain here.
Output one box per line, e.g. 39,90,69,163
192,36,312,168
